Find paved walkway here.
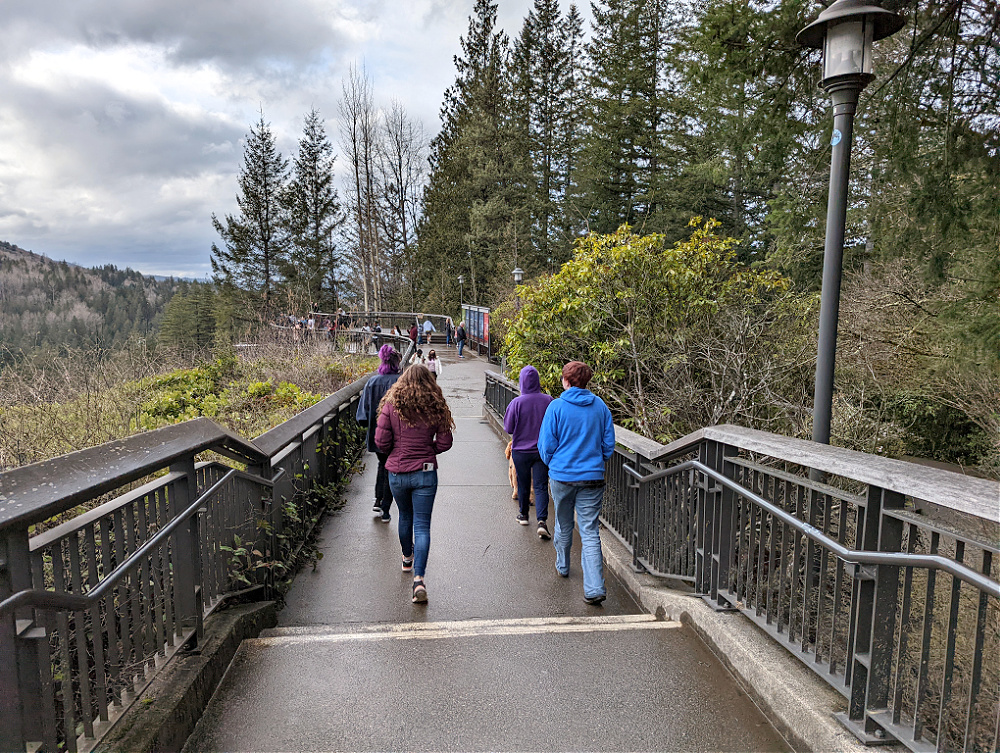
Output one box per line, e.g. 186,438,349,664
184,350,789,752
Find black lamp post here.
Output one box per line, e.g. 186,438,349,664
458,275,464,308
511,267,524,285
797,0,904,446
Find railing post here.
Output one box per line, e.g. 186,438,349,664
629,450,646,573
169,459,203,640
695,440,713,594
705,441,739,610
0,527,47,752
838,483,896,743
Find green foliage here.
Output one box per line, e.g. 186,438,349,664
506,221,816,440
158,282,218,353
0,348,368,470
879,393,995,468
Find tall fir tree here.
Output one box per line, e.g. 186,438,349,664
280,108,343,311
510,0,585,270
578,0,672,234
210,113,289,312
417,0,527,309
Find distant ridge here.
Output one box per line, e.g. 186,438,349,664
0,240,182,361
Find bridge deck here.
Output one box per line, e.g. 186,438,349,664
183,350,789,752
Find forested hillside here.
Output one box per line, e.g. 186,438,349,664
0,241,180,363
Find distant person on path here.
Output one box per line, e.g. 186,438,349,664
409,322,419,346
456,322,467,358
445,317,454,346
503,365,554,539
375,365,455,604
422,317,436,344
409,348,426,367
537,361,616,605
426,349,443,380
356,345,402,523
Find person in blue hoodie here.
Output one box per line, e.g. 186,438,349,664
537,361,616,605
503,365,555,539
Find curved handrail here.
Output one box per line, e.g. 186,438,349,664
0,418,268,531
0,466,279,618
484,371,999,524
624,461,1000,598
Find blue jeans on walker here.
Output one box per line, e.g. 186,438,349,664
389,469,438,578
457,340,465,357
550,478,606,599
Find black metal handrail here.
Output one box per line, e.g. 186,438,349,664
484,370,1000,753
623,461,1000,597
0,468,280,618
0,372,370,753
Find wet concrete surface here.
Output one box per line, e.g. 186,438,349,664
184,349,791,752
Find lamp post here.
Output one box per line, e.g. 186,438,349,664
511,267,523,285
458,275,464,308
797,0,904,446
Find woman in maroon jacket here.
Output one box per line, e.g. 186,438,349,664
375,364,455,603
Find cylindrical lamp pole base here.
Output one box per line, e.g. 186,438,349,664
812,79,862,447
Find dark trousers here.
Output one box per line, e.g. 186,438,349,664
375,451,393,513
512,450,549,521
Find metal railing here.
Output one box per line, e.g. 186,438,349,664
485,371,1000,753
0,366,396,753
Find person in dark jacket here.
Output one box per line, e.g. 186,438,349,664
356,344,402,523
503,365,554,538
375,364,455,603
537,361,616,605
456,322,467,358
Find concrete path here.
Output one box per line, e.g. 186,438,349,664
184,349,789,752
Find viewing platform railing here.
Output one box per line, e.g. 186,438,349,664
0,334,415,753
485,371,1000,753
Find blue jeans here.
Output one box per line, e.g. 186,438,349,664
457,340,465,356
550,479,606,599
388,469,438,578
511,450,548,521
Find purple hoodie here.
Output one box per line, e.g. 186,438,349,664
503,366,554,453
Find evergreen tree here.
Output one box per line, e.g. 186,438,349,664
672,0,815,259
417,0,527,309
280,108,343,311
579,0,676,235
510,0,585,270
210,113,289,313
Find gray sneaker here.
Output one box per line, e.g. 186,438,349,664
536,520,551,539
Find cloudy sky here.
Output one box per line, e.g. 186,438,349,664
0,0,586,279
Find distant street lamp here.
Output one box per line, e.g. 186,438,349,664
797,0,904,446
511,267,524,284
458,274,465,308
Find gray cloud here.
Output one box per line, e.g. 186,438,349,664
2,0,347,69
0,0,587,277
1,80,242,181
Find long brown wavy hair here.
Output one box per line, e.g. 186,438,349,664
380,364,455,430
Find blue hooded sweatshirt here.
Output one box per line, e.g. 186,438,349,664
537,386,616,482
503,366,554,453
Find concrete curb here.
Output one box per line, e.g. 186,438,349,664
602,533,905,753
94,600,277,753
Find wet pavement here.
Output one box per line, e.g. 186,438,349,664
184,348,790,752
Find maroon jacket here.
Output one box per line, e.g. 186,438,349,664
374,401,454,472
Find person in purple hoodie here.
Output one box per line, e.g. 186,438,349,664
503,365,555,539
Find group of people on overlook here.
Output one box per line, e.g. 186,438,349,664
355,343,614,606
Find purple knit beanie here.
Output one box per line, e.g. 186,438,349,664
377,344,400,375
